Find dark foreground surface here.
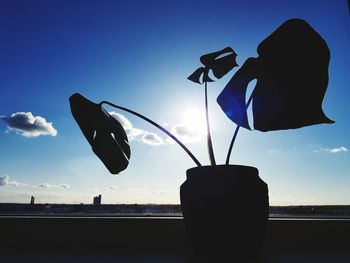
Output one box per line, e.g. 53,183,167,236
0,216,350,262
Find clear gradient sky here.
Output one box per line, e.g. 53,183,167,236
0,0,349,205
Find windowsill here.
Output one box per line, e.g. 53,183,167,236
1,216,350,262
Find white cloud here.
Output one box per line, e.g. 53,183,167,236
125,127,145,140
0,176,25,187
328,147,348,153
0,112,57,137
139,132,164,145
109,112,165,145
37,183,56,188
109,112,203,146
315,146,348,154
170,124,199,143
109,112,132,129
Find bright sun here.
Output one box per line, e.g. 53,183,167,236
183,108,206,136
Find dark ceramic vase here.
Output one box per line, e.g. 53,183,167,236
180,165,269,260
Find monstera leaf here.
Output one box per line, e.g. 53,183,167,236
188,47,238,84
217,19,334,131
69,93,130,174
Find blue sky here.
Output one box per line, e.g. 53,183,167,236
0,0,349,205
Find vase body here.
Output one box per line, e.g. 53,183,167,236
180,165,269,260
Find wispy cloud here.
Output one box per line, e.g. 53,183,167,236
109,112,165,145
314,146,348,154
0,112,57,137
0,176,25,187
59,183,70,189
37,183,56,188
327,147,348,153
90,186,118,193
36,183,71,189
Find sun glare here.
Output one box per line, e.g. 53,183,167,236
183,108,206,136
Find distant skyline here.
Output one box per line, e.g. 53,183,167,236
0,0,349,205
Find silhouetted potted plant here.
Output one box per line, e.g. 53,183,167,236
70,19,334,260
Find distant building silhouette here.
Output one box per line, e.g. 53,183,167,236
93,195,101,205
30,196,35,205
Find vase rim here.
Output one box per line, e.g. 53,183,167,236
187,164,257,171
186,164,259,178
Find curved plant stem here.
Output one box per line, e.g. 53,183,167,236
99,100,202,167
225,93,254,165
225,125,241,165
205,81,216,165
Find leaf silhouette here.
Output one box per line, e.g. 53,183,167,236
217,19,334,132
69,93,130,174
188,47,238,84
